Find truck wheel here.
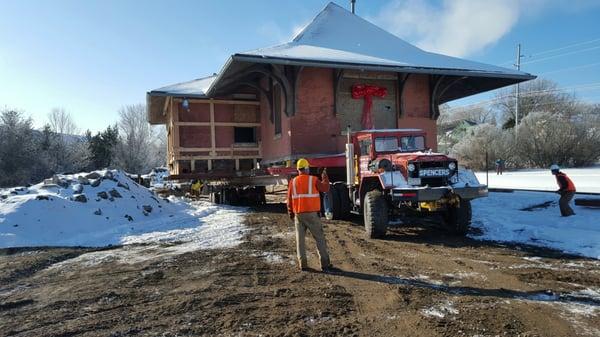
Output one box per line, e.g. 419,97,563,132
443,199,472,235
329,187,341,220
363,190,388,239
334,183,351,220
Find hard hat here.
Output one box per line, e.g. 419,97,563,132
550,164,560,171
296,158,310,170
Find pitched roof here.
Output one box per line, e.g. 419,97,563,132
148,2,535,124
148,75,216,98
234,2,529,78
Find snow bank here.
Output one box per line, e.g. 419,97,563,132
471,191,600,259
0,170,247,249
475,167,600,193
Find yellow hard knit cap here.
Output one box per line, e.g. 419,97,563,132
296,158,309,170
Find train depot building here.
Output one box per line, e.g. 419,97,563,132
147,2,533,177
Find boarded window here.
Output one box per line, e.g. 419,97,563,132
272,83,282,135
336,72,397,132
234,127,256,143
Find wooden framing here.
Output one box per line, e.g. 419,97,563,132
166,96,263,175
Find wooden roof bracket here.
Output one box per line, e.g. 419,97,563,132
397,73,410,118
162,96,171,116
430,75,445,119
270,64,295,117
333,69,345,116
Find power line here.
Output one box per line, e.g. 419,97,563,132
538,61,600,75
448,82,600,111
521,45,600,65
497,37,600,66
529,37,600,58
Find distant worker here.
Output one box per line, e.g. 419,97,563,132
191,179,203,197
495,158,505,175
287,158,332,272
551,164,576,217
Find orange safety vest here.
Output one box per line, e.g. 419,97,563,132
555,172,576,192
290,175,322,213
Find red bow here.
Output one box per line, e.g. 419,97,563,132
351,84,387,129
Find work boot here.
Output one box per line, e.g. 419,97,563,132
321,264,335,273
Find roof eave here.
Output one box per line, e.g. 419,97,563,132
231,53,535,81
147,91,208,99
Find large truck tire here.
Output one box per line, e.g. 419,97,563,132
363,190,388,239
329,187,341,220
443,198,472,235
333,183,351,220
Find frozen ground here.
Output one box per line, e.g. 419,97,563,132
472,191,600,259
475,166,600,193
0,170,247,249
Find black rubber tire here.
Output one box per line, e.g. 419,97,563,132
209,192,220,204
363,190,388,239
443,199,472,235
329,186,342,220
333,183,351,220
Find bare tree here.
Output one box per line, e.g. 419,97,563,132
492,78,579,129
48,107,78,135
115,104,158,174
44,108,88,173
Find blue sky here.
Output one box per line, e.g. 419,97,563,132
1,0,599,132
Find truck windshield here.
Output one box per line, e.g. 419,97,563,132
400,136,425,152
374,137,398,152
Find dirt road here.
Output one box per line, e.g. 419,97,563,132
1,199,599,336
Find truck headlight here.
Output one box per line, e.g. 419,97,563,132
448,162,456,170
408,163,416,172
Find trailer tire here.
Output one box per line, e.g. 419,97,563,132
333,183,351,220
363,190,388,239
443,198,472,235
209,191,220,204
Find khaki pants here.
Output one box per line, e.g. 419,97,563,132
559,191,576,216
295,212,330,269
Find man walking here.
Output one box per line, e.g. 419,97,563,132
287,158,332,271
551,164,576,217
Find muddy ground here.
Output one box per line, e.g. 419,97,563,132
1,195,599,337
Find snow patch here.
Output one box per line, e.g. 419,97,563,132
421,301,458,318
471,191,600,259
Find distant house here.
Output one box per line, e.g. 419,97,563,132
146,2,534,176
437,119,479,153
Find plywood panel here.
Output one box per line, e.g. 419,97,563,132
337,77,397,131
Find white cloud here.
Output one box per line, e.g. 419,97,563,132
371,0,544,57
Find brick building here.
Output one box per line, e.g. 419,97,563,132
147,2,534,176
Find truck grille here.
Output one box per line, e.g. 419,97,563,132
410,161,451,187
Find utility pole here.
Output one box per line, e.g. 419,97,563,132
351,0,356,14
514,43,523,139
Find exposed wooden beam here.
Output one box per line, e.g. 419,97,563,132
179,146,260,152
209,99,216,156
173,98,260,106
175,122,261,127
176,155,262,160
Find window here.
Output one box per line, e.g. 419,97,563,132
374,137,398,152
234,127,256,144
359,138,372,156
400,136,425,152
272,83,282,135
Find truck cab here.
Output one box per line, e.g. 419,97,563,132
316,128,487,238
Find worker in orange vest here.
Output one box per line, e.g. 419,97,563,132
287,158,332,271
551,164,576,217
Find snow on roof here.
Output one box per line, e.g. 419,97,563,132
234,2,531,78
149,75,217,98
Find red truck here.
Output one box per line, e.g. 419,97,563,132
304,128,488,238
205,128,487,238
